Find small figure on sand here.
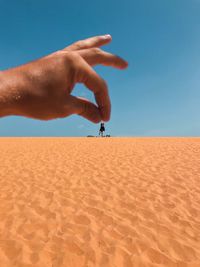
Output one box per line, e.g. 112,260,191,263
99,122,105,137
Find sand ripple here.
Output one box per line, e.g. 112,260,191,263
0,137,200,266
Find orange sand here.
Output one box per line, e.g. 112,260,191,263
0,137,200,267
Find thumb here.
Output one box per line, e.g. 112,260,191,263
66,95,101,123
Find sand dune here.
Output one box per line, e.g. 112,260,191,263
0,137,200,267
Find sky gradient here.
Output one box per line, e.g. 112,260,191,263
0,0,200,136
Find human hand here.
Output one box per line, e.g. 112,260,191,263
0,34,128,122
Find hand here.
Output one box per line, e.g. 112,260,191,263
0,35,128,122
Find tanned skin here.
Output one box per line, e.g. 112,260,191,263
0,34,128,123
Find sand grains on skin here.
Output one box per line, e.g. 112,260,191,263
0,137,200,267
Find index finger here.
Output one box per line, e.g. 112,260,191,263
64,34,112,51
76,58,111,121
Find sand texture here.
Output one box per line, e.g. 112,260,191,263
0,137,200,267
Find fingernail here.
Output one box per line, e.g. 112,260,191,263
103,34,112,39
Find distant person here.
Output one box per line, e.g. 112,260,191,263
0,35,128,122
99,122,105,137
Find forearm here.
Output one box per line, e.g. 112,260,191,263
0,70,18,117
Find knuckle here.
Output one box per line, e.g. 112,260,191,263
96,78,108,95
46,50,67,67
62,51,80,67
92,47,101,54
74,41,83,50
50,51,71,68
101,79,108,91
95,36,102,42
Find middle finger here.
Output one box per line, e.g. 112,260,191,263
78,48,128,69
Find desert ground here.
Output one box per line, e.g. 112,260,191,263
0,137,200,267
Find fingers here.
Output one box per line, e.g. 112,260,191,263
76,57,111,122
67,95,101,123
78,48,128,69
64,34,112,51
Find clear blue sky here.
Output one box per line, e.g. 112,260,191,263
0,0,200,136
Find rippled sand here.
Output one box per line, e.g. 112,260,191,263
0,137,200,267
